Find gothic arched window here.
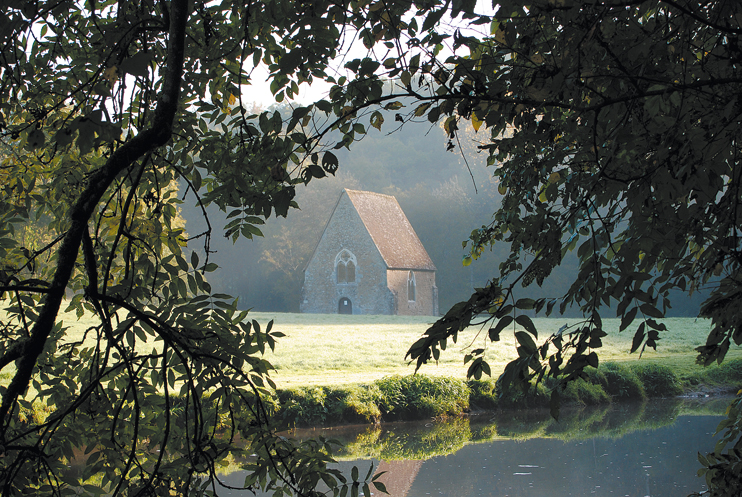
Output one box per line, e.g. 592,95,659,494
407,271,416,302
335,250,357,284
336,262,346,283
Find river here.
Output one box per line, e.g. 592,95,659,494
217,398,727,496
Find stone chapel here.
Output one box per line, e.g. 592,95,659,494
300,189,439,316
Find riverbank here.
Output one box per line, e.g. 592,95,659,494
8,312,741,430
272,359,742,428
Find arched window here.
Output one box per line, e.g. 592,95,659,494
346,261,355,282
407,271,416,302
335,250,357,284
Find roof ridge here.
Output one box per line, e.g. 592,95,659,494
345,188,394,198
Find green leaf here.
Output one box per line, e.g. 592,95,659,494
414,103,431,117
53,128,74,147
372,481,387,493
515,331,538,355
586,352,599,368
322,151,339,174
640,304,664,319
620,307,637,332
370,111,384,130
466,357,486,379
422,8,446,32
307,164,326,179
631,322,646,353
192,168,202,191
515,298,535,310
549,389,560,420
27,129,45,150
489,315,512,341
119,52,154,78
515,315,538,338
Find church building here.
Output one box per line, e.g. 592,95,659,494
300,189,438,316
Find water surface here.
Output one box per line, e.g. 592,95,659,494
389,415,715,496
220,400,726,496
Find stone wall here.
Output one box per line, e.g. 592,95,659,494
387,269,438,316
301,193,393,314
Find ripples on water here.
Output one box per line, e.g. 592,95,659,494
218,398,727,496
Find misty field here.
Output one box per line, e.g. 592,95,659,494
249,312,742,388
3,311,740,390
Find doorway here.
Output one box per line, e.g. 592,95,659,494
338,297,352,314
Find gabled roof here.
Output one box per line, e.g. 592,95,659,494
345,189,436,271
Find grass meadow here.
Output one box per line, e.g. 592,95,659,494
2,310,740,390
248,312,742,389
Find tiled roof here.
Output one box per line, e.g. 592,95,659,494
345,189,436,271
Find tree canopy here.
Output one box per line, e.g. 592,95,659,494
395,1,742,492
0,0,474,494
1,0,742,494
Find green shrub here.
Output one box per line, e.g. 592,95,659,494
322,387,348,421
374,376,404,416
562,378,611,406
536,369,610,407
339,385,382,423
599,362,647,400
277,385,383,426
687,358,742,388
271,360,690,428
631,363,682,397
467,379,498,409
495,379,549,409
277,387,328,426
374,375,469,420
715,359,742,384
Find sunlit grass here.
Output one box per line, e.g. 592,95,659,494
2,309,740,390
251,313,742,388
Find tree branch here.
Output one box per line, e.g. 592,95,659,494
0,0,191,437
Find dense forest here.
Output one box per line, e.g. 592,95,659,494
180,106,708,317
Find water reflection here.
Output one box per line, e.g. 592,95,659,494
393,415,715,496
220,399,727,496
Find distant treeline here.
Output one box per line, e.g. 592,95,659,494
180,106,709,317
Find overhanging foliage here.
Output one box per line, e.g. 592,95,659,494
2,0,742,495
